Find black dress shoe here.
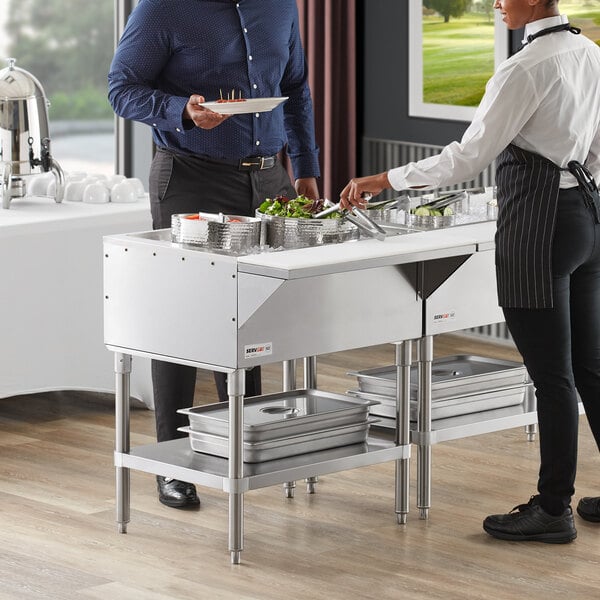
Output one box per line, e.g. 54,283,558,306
483,495,576,543
577,496,600,522
157,476,200,509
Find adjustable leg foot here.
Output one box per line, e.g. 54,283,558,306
526,423,537,442
283,481,296,498
305,476,318,494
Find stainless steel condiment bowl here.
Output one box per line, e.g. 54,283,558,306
406,213,455,229
365,206,400,224
256,211,359,249
171,213,261,254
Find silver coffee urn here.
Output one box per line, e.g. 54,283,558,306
0,57,65,209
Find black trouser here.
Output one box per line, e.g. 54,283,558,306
502,187,600,515
149,148,295,442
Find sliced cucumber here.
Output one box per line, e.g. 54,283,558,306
413,206,431,217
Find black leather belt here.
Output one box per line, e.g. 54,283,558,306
238,155,277,171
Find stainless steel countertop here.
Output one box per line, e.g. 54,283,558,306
104,219,496,280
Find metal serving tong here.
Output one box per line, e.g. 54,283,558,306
363,193,410,211
312,199,387,241
418,189,468,211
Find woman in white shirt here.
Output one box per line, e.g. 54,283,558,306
341,0,600,543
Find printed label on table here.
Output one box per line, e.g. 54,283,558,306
244,342,273,359
432,309,456,324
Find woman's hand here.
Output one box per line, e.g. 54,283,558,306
184,94,230,130
339,172,392,210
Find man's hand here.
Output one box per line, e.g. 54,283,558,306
184,94,230,130
295,177,320,201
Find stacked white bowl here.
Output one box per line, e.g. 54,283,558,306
28,171,146,203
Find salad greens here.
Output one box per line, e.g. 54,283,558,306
258,195,341,219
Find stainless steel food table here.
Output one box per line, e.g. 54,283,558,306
104,218,537,562
408,239,539,519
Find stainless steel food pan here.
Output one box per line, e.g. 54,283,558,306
407,190,468,228
348,355,529,400
238,443,369,475
178,390,377,442
347,383,529,421
256,211,359,249
171,213,261,254
179,419,375,462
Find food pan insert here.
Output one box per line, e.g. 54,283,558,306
348,355,529,400
178,389,377,443
179,419,375,463
347,383,531,422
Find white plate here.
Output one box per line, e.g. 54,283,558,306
199,96,288,115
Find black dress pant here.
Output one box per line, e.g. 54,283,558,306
149,148,295,442
502,187,600,514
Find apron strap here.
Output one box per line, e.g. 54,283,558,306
526,23,581,44
565,161,600,223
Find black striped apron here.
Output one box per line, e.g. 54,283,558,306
494,144,561,309
493,23,590,309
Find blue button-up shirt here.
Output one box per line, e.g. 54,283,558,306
108,0,320,179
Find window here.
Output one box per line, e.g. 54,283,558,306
409,1,508,122
566,0,600,44
1,1,115,176
409,1,600,123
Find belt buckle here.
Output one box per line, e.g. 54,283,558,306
240,157,261,170
239,155,272,170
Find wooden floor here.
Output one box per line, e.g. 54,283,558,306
2,334,600,599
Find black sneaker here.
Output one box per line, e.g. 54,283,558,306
577,497,600,522
483,495,576,543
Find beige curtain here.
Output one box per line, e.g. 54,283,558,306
296,0,357,201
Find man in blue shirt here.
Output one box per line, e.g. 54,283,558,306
108,0,320,509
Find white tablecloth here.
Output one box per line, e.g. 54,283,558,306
0,196,154,406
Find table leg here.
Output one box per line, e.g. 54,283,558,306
417,336,433,520
115,352,131,534
394,340,412,524
282,360,297,499
303,356,319,494
228,369,245,565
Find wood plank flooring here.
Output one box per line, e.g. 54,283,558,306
1,334,600,600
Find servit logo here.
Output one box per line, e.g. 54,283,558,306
433,310,456,323
244,342,273,358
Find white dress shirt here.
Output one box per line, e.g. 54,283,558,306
388,15,600,190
